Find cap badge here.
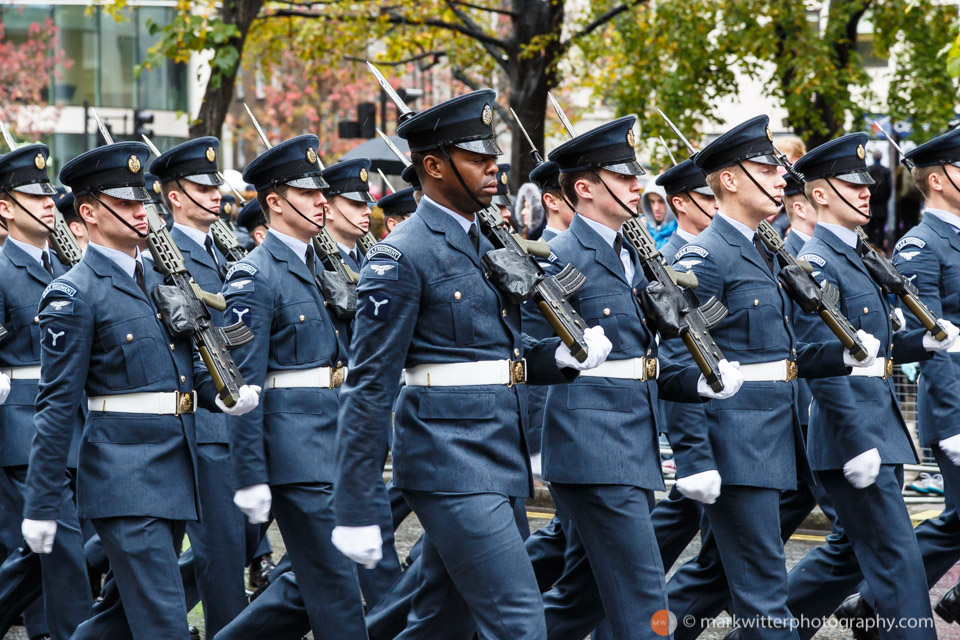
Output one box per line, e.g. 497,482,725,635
481,104,493,126
34,153,45,170
765,126,773,142
500,172,508,185
306,147,318,164
128,155,141,174
856,144,865,160
359,167,368,182
152,180,161,194
224,202,233,215
626,129,635,147
205,146,216,163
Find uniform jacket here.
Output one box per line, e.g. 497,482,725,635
335,198,572,527
892,213,960,445
540,215,703,489
671,215,848,490
223,231,345,489
24,246,217,521
796,225,930,470
785,231,814,427
0,241,80,468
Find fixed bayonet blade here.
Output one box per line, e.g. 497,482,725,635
658,135,678,166
872,120,914,169
377,168,396,194
376,128,412,168
91,109,115,145
656,108,696,155
243,103,273,150
510,107,541,156
366,61,412,115
548,92,577,138
141,134,162,157
0,121,17,151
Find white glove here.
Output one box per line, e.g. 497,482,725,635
892,308,906,332
842,448,881,489
923,320,959,352
555,325,612,371
0,372,10,405
216,385,261,416
698,359,744,400
21,519,57,554
939,434,960,467
844,330,880,368
332,525,383,569
233,483,272,524
675,470,722,504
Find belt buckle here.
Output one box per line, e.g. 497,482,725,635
509,359,526,387
884,358,893,379
645,357,658,381
176,391,195,415
330,366,346,389
786,360,798,382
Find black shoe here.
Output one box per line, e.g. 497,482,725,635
29,635,51,640
936,583,960,624
248,553,275,590
722,629,742,640
189,625,200,640
834,594,879,640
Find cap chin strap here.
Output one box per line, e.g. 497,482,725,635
684,190,714,220
824,177,871,221
174,179,221,217
735,162,783,216
276,189,325,230
590,169,640,219
327,199,369,239
440,146,492,213
90,192,149,239
940,163,960,199
2,190,54,233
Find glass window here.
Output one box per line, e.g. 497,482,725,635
99,7,136,107
2,5,55,102
53,5,97,107
137,7,188,111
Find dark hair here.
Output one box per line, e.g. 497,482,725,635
256,184,289,222
911,165,940,199
410,149,441,182
558,170,598,207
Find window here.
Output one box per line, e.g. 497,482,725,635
53,5,97,106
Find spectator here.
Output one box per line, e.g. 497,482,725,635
895,162,923,242
865,149,892,248
640,177,677,248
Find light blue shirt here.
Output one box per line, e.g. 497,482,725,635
268,228,310,265
88,242,143,278
422,195,477,237
675,228,697,243
5,237,51,267
578,214,635,282
174,222,217,263
717,212,755,242
924,207,960,233
817,222,859,249
788,229,811,243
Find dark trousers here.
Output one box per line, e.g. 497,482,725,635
650,484,703,572
0,466,91,640
270,482,367,639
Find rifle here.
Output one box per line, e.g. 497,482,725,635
93,110,254,407
657,109,869,361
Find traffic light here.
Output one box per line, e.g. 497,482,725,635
134,110,154,139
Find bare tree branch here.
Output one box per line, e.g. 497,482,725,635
561,0,645,50
345,51,446,68
451,68,511,123
451,1,518,18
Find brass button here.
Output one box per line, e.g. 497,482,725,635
754,299,759,306
502,309,507,318
33,316,39,324
863,307,869,314
169,343,175,351
784,315,789,323
603,308,611,316
632,288,637,296
646,348,652,356
126,333,133,342
337,360,343,368
299,314,305,322
180,375,186,383
335,329,340,336
454,291,462,300
513,348,520,358
792,348,797,356
889,343,894,351
157,313,163,320
778,282,783,288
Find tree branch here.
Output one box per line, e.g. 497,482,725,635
451,1,518,18
440,0,514,72
345,51,447,70
561,0,646,49
451,68,511,123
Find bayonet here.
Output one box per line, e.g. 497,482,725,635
548,92,577,138
510,107,544,164
91,109,114,145
377,168,396,194
376,128,412,168
658,136,678,166
873,120,914,170
0,121,18,151
243,103,273,150
656,108,696,155
365,61,413,115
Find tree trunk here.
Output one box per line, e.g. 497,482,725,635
189,0,265,138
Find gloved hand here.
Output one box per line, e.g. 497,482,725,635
675,470,722,505
0,372,10,405
843,448,881,489
698,360,744,400
939,434,960,467
844,330,880,368
892,308,906,332
900,362,919,382
923,320,959,352
216,385,262,416
555,326,612,371
332,525,383,569
233,484,272,524
21,519,57,554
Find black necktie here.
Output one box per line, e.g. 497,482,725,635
613,233,625,274
41,251,53,277
753,234,774,274
350,249,359,265
468,224,480,255
855,236,866,257
204,236,218,265
305,244,317,275
134,260,149,298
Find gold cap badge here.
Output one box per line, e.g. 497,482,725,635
765,126,774,142
856,144,865,160
359,167,368,182
34,153,45,170
626,129,635,147
224,202,233,215
481,104,493,126
306,147,317,164
205,146,216,163
500,172,508,185
152,180,161,194
128,155,141,174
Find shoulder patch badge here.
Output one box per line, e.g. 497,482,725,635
898,250,922,261
228,278,254,291
362,293,392,321
675,245,709,260
231,306,251,325
42,326,67,352
42,282,77,300
366,244,402,261
676,258,702,269
366,262,398,280
894,236,926,253
48,300,74,314
798,254,826,268
226,262,258,280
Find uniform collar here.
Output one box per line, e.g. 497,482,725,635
817,222,858,249
337,241,357,256
578,214,621,248
675,227,697,243
267,228,309,265
421,195,476,236
543,225,565,237
717,212,755,241
5,236,49,266
173,222,214,250
87,242,143,278
924,207,960,232
788,229,811,243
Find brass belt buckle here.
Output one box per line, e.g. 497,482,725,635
330,366,346,389
884,358,893,379
509,359,527,387
645,357,658,381
176,391,195,415
786,360,798,382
